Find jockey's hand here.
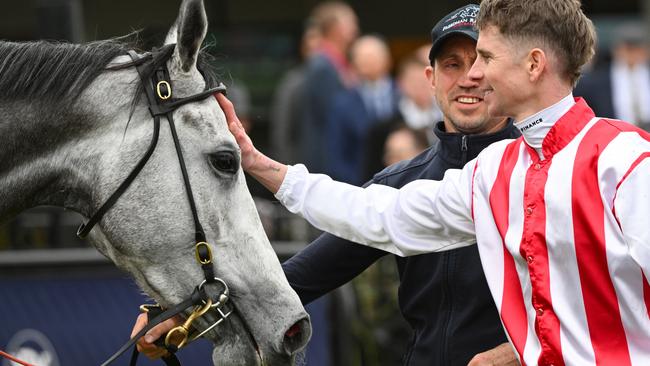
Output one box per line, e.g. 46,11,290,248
467,342,520,366
215,93,261,172
131,313,183,360
216,93,288,194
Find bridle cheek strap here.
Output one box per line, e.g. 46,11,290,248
76,46,227,244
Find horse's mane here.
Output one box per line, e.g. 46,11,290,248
0,39,129,104
0,37,220,106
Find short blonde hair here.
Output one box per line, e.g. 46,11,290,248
477,0,596,86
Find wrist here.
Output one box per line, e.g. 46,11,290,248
246,153,287,194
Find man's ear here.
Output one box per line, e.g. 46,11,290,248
165,0,208,73
527,48,547,82
425,65,436,89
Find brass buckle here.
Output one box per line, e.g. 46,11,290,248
188,299,234,342
165,299,213,349
195,242,212,265
139,304,162,313
156,80,172,100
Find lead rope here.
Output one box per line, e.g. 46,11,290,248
0,349,35,366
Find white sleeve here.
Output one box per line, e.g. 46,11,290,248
614,158,650,280
275,163,477,256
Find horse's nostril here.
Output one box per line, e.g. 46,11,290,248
286,324,301,337
282,317,311,355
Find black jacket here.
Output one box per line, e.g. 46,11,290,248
282,121,521,365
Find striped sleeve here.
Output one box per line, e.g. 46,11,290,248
276,163,477,256
613,153,650,281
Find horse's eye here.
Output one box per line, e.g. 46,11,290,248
209,151,238,174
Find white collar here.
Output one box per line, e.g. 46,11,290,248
514,93,575,158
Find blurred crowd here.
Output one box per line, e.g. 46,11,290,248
267,1,441,187
241,3,650,244
234,1,446,244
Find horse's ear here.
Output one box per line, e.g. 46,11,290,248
164,23,178,45
166,0,207,73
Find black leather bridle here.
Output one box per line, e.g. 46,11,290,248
76,44,234,366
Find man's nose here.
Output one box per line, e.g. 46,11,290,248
468,57,485,80
459,67,481,88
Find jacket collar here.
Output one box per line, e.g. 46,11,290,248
434,120,521,165
537,98,595,159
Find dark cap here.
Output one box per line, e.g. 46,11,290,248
429,4,480,62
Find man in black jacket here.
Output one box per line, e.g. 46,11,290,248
282,4,519,365
133,4,520,365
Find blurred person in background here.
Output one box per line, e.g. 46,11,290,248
134,4,521,366
362,53,444,181
575,22,650,130
397,55,444,141
382,124,429,167
326,34,400,185
270,21,322,164
414,42,433,67
299,1,359,174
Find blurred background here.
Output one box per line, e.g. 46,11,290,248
0,0,648,365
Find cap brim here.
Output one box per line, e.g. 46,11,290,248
429,29,479,62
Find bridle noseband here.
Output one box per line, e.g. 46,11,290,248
76,44,234,366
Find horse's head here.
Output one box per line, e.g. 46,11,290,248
77,0,311,363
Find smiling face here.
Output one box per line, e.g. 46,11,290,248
426,34,507,134
468,25,534,121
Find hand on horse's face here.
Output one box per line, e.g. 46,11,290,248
131,313,183,360
216,93,289,194
216,93,260,172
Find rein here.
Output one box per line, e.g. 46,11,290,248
0,350,35,366
72,44,234,366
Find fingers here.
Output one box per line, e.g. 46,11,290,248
215,93,244,130
466,355,482,366
467,343,520,366
131,313,183,360
130,312,149,339
145,316,182,343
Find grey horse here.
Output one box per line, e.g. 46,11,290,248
0,0,311,364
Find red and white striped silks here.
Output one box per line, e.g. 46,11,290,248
278,98,650,365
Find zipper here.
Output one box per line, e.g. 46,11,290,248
461,135,468,163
